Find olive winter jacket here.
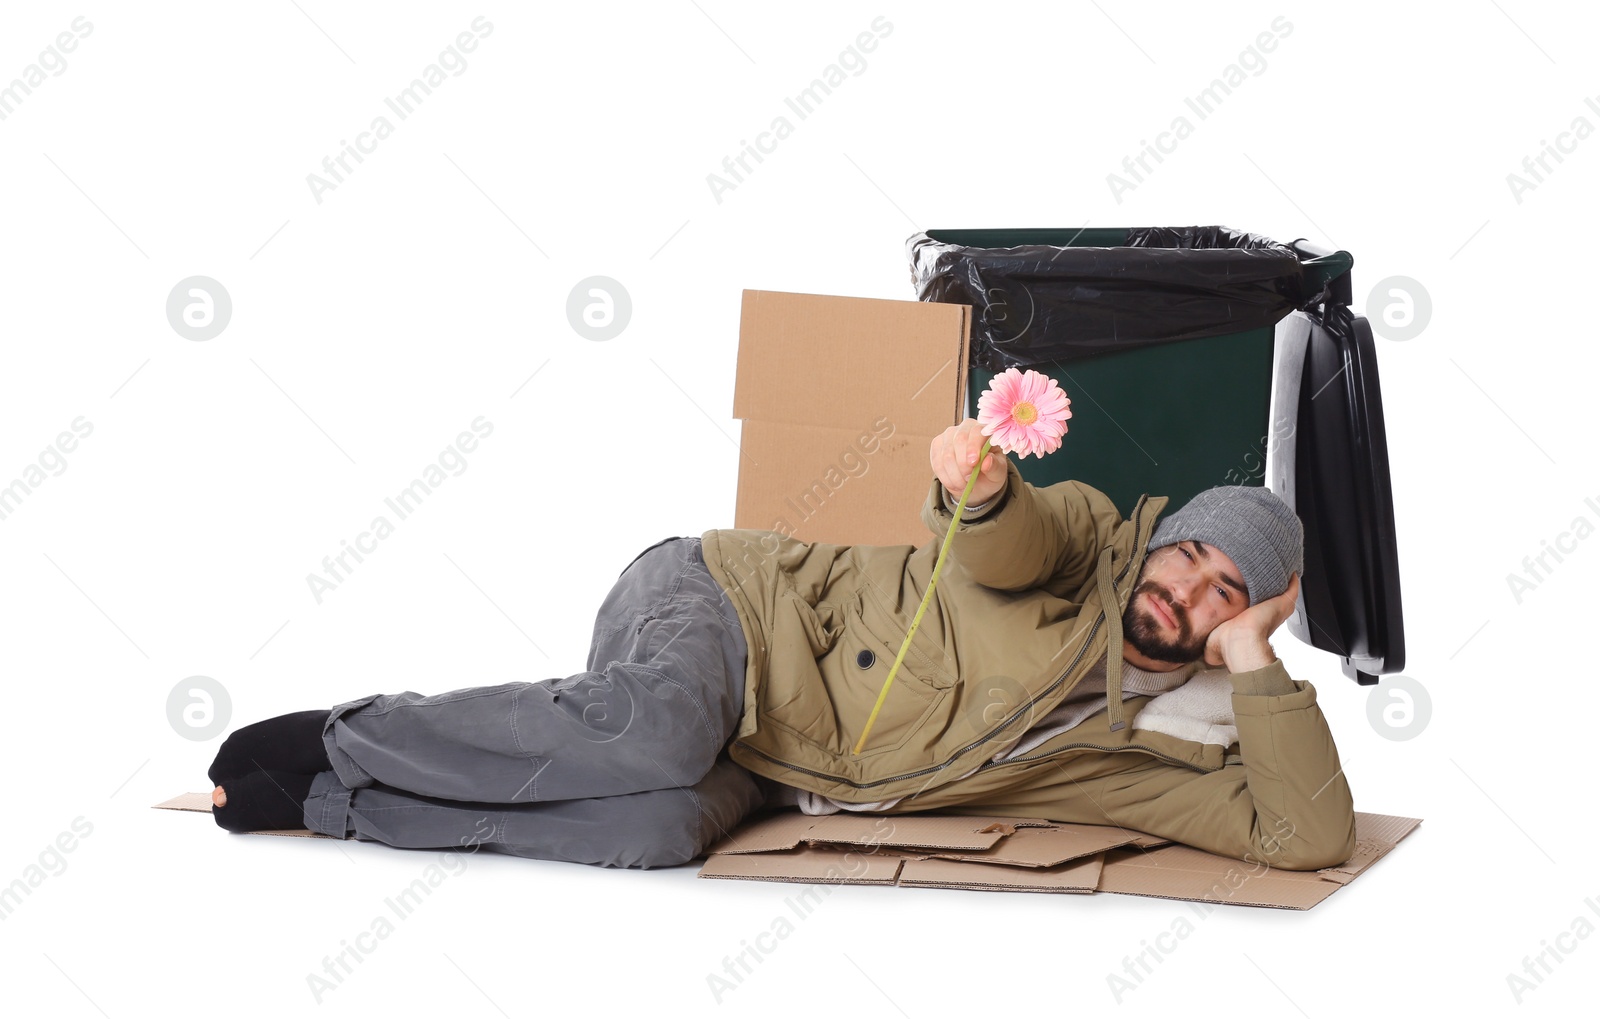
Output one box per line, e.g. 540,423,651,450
700,457,1357,871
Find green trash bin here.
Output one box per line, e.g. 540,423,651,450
908,226,1350,516
907,227,1403,684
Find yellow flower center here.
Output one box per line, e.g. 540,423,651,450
1011,402,1038,426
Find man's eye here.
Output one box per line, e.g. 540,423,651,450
1182,547,1227,599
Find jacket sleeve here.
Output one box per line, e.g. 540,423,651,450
939,487,999,520
920,456,1126,594
1093,659,1357,871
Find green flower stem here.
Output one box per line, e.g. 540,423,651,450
853,437,993,756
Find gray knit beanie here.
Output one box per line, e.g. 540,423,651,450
1146,485,1304,606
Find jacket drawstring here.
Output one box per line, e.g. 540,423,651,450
1096,546,1127,732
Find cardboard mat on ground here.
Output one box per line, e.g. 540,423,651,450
157,794,1417,907
696,809,1422,909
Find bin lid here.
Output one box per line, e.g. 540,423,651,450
908,226,1352,369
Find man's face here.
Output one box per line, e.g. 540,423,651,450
1123,540,1250,666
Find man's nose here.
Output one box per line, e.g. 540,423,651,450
1169,577,1200,607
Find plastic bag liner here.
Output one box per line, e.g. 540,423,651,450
907,226,1326,369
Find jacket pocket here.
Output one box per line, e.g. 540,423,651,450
848,587,957,691
757,594,953,761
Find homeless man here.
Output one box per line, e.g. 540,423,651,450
207,417,1356,871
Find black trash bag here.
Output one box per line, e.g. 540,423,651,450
907,226,1322,369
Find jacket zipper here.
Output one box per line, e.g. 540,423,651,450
977,739,1210,775
734,495,1161,792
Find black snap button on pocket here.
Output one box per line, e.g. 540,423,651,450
856,649,876,669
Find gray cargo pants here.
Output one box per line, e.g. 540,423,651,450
301,536,776,869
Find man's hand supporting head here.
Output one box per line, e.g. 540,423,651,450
1204,572,1302,673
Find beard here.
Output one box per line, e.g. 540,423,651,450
1122,580,1206,666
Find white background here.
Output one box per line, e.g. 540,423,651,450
1,1,1595,1015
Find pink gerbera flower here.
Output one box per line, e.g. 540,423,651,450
976,368,1072,459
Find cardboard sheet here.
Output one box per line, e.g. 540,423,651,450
697,809,1421,908
1095,811,1422,910
897,853,1103,894
703,812,1066,855
921,822,1144,868
730,290,970,547
699,846,905,886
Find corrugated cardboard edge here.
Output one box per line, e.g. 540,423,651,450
154,791,219,813
1095,811,1422,910
698,812,1147,893
922,822,1143,868
804,813,1018,851
700,810,1420,907
951,303,971,424
699,846,904,885
152,791,328,840
698,843,1102,893
1311,811,1423,885
1096,845,1340,910
898,853,1102,893
702,810,820,854
704,811,1054,856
